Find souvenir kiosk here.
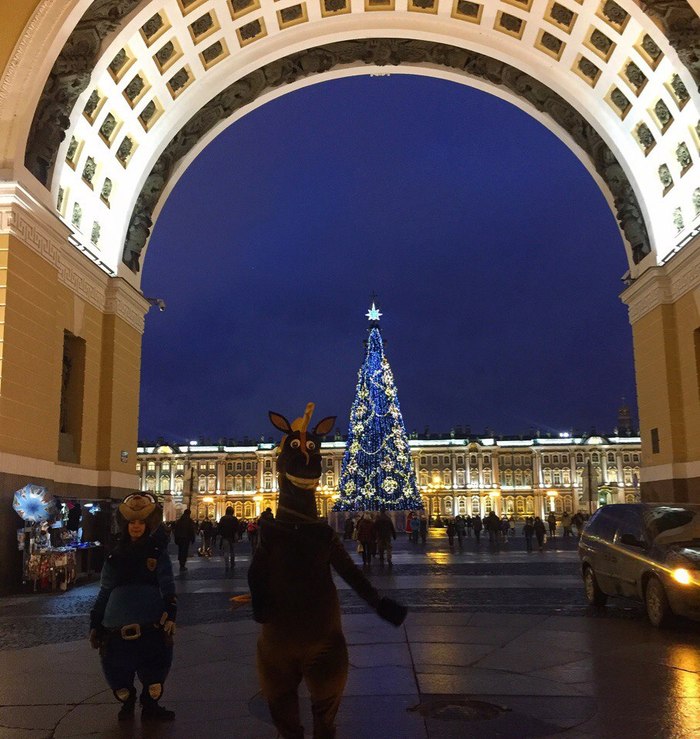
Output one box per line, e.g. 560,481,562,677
14,484,76,592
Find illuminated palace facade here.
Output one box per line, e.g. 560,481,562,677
137,430,641,523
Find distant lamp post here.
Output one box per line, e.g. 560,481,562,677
184,465,195,509
584,459,595,514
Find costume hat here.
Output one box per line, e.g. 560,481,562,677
119,493,157,521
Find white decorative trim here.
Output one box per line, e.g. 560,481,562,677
0,450,138,489
0,182,148,333
105,279,150,334
621,234,700,324
0,0,55,110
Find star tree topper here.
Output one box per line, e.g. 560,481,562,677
366,301,382,322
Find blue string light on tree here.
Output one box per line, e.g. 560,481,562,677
333,302,424,512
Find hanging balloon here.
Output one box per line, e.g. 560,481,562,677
12,484,56,523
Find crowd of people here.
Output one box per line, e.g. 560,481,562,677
170,507,275,572
342,509,589,563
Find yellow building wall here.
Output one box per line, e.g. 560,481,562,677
632,303,683,467
0,234,141,474
675,289,700,466
97,314,142,473
0,235,7,397
632,287,700,501
0,234,62,460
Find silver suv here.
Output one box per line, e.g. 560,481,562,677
578,503,700,627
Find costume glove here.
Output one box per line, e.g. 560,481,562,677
163,620,176,636
88,628,101,649
160,611,177,636
377,597,407,626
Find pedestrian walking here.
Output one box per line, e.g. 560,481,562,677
199,518,214,557
343,516,355,540
561,511,573,538
466,515,473,537
355,512,376,567
454,515,466,551
534,516,547,551
88,494,177,722
499,517,510,543
472,515,482,544
172,509,196,571
259,507,274,525
508,515,516,538
419,515,428,544
217,506,239,573
547,512,557,539
523,517,534,552
410,514,420,544
374,507,396,565
247,519,259,553
446,518,456,549
486,511,500,544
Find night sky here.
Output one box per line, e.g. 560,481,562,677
138,74,637,445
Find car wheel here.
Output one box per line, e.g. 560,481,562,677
583,566,607,607
645,576,672,628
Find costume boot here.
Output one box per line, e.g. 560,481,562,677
114,688,136,721
141,684,175,721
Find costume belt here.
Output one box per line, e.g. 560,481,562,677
107,623,161,640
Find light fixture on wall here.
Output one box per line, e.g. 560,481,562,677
145,297,166,312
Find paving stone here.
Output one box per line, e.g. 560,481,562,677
0,539,697,738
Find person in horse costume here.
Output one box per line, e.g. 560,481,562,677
248,403,407,738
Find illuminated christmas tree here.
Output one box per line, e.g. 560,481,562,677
333,303,423,512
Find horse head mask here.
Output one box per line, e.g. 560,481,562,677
269,403,336,520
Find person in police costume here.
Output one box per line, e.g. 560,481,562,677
89,493,177,721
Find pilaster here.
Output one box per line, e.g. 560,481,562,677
621,234,700,503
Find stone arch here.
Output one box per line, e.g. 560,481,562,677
1,0,700,593
5,0,697,286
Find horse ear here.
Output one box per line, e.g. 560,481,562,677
313,416,336,437
269,411,292,433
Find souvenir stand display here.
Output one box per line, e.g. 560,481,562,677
60,499,109,578
14,484,76,592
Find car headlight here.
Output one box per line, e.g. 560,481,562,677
672,568,693,585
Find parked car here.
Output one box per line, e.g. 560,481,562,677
578,503,700,627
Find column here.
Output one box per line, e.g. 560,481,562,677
621,236,700,503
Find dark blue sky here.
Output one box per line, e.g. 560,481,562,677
139,74,637,444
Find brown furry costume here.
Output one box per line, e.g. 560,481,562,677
248,404,406,739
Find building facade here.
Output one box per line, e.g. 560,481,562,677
137,432,641,524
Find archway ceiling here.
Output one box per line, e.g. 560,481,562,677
22,0,700,284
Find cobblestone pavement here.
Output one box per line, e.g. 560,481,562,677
0,533,698,738
0,534,649,651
